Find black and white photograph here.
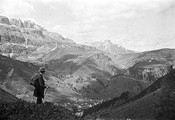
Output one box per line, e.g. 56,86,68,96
0,0,175,119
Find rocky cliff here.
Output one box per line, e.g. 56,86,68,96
128,49,175,83
0,15,76,60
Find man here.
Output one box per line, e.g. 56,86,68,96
169,65,173,72
32,67,46,104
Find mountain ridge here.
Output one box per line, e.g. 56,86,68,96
90,40,135,55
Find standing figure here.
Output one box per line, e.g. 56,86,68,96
31,67,46,104
169,65,174,72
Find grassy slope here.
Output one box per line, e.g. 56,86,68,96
0,85,77,120
110,90,160,120
110,70,175,120
0,100,78,120
0,87,18,103
83,70,175,120
87,75,149,100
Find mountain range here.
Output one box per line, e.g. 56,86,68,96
0,15,175,119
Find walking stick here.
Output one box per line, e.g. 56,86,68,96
44,86,49,98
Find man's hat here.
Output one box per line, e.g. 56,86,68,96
39,67,45,72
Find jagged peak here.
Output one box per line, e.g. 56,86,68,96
10,18,24,28
22,20,47,31
91,40,134,55
0,15,10,25
6,16,47,31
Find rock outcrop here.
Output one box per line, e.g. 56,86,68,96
129,62,171,83
126,49,175,83
0,24,25,43
23,20,47,31
0,16,10,25
10,19,24,28
10,19,47,31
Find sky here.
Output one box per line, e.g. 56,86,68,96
0,0,175,51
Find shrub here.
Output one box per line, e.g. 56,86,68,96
0,100,78,120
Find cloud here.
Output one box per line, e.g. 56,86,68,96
1,0,173,24
68,0,174,21
51,22,104,42
34,0,63,3
0,0,34,19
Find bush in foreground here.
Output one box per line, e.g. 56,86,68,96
0,100,78,120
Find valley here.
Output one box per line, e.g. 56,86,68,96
0,15,175,120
